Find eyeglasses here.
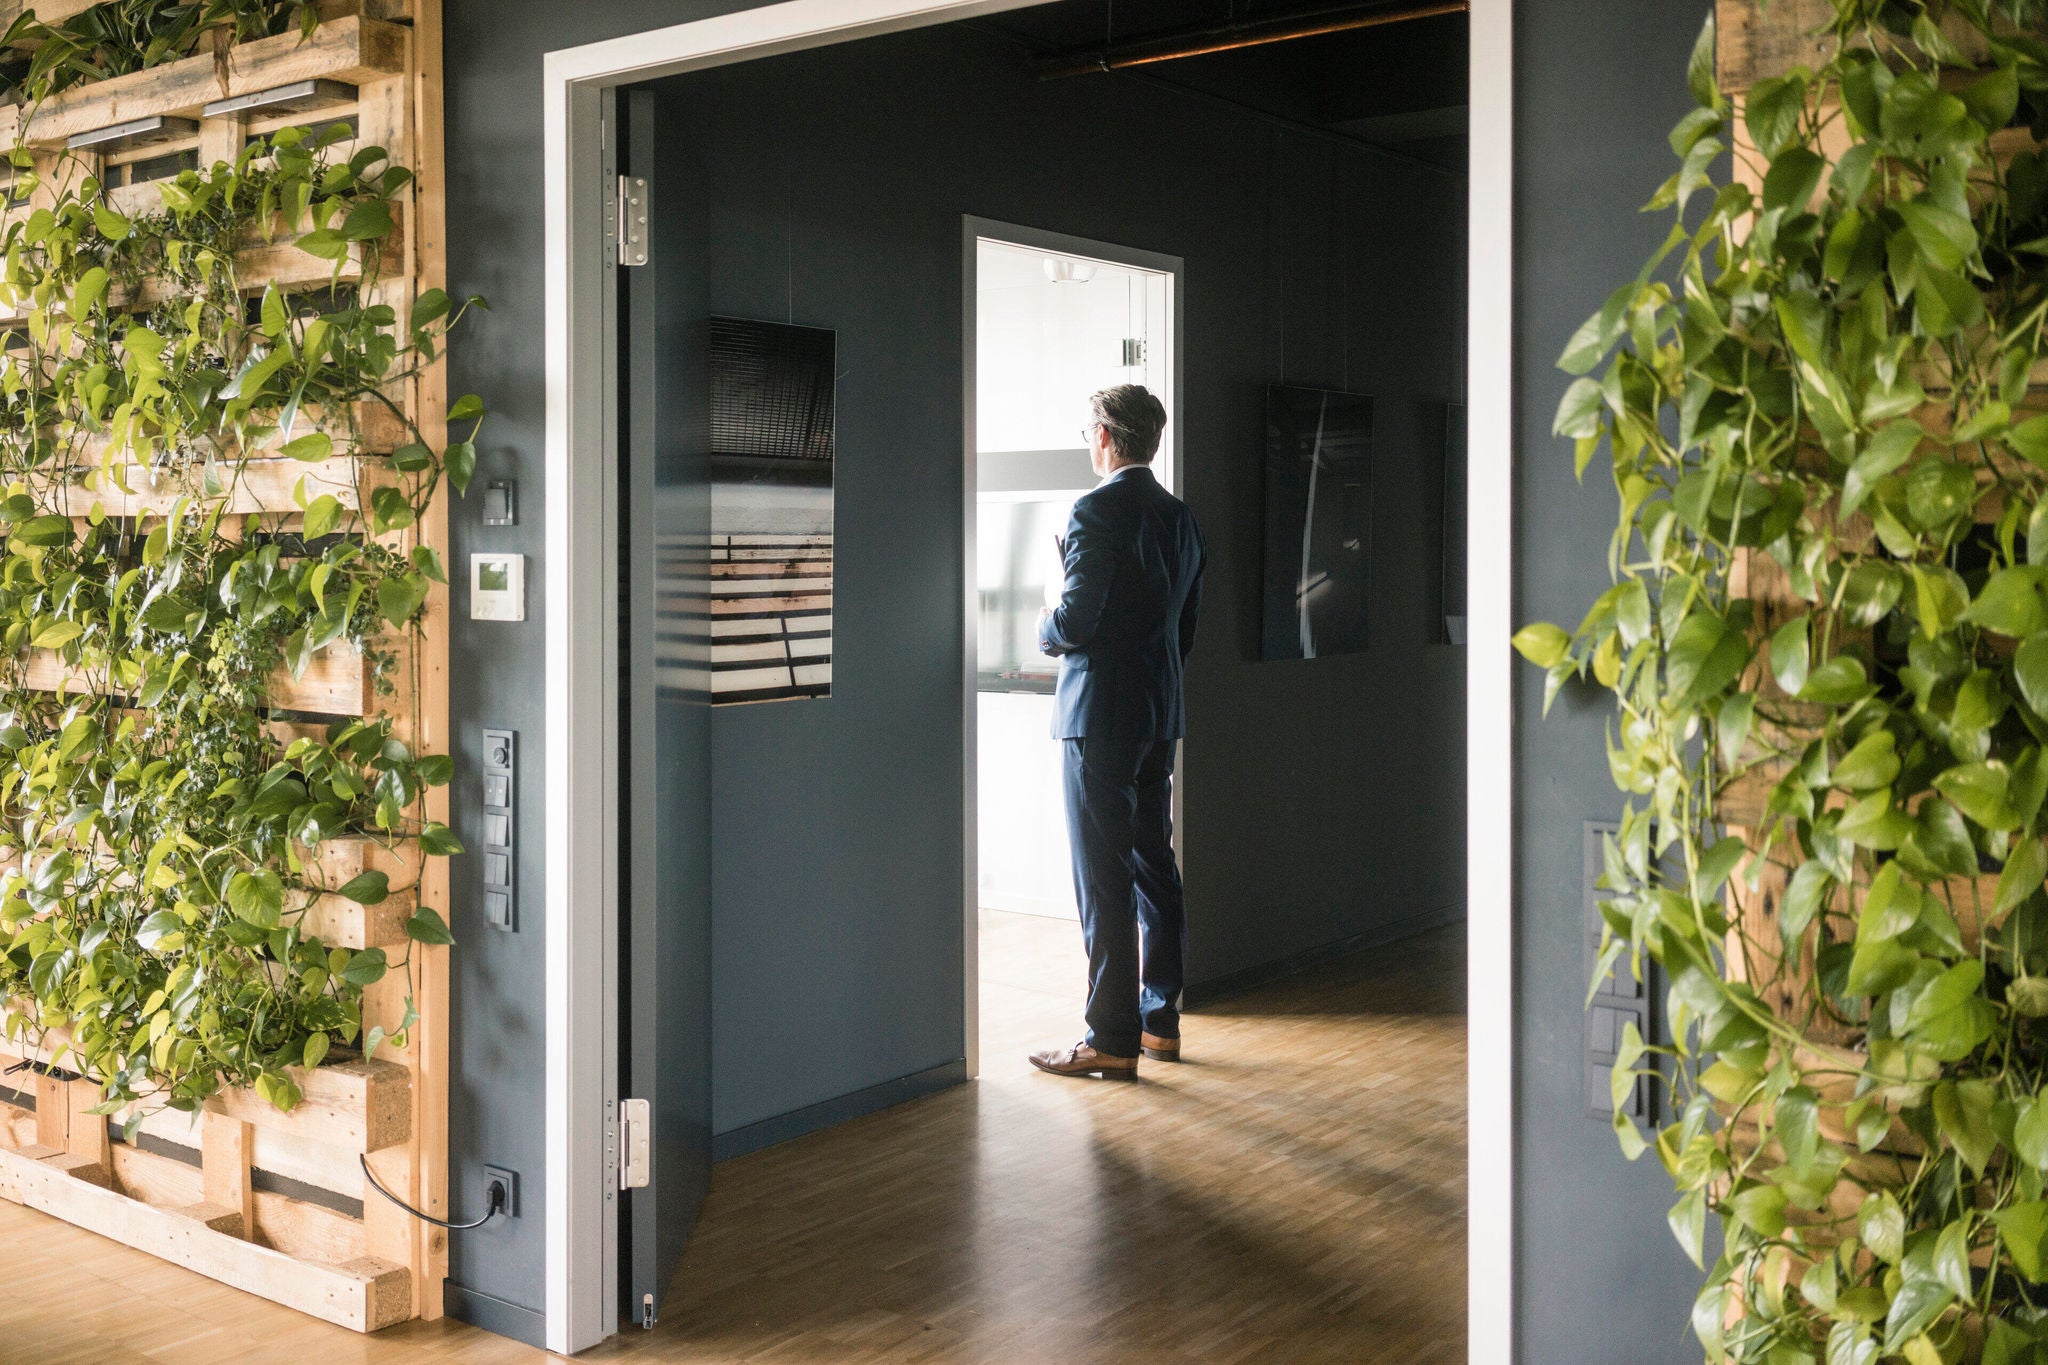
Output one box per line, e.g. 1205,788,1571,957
1080,422,1100,445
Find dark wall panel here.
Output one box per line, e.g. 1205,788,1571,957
1511,2,1710,1359
654,22,1467,1135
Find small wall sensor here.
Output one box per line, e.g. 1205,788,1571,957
470,553,526,622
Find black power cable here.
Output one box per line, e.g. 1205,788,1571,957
359,1153,506,1231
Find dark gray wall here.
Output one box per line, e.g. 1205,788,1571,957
442,0,770,1340
1512,2,1709,1360
649,21,1466,1137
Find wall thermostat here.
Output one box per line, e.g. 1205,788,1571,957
470,552,526,622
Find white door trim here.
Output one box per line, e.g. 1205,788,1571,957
542,1,1514,1355
1465,2,1515,1361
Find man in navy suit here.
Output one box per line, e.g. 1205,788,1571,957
1031,384,1206,1081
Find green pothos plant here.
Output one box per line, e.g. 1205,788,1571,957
1510,2,2048,1360
0,113,484,1122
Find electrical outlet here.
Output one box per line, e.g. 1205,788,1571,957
483,1164,520,1218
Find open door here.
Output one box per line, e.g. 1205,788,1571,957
618,85,714,1329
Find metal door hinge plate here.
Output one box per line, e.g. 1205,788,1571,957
619,1096,651,1189
617,176,649,267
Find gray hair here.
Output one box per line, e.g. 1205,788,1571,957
1090,384,1168,464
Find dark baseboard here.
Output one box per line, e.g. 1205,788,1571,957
444,1282,547,1348
1182,903,1465,1009
713,1059,967,1162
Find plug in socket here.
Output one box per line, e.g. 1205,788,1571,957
483,1164,519,1218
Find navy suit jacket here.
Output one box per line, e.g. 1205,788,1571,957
1038,465,1206,742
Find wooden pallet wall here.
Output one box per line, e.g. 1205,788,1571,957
0,0,450,1333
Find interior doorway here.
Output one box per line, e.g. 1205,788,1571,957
545,1,1504,1356
968,229,1180,1031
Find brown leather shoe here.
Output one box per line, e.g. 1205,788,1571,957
1140,1031,1181,1062
1029,1041,1138,1080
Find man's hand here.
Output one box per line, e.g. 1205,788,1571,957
1038,607,1061,656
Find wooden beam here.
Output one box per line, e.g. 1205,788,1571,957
405,0,450,1318
0,1140,409,1331
64,1077,106,1174
201,1110,255,1239
203,1055,410,1154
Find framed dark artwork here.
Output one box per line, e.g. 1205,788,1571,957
1260,384,1374,661
669,316,837,705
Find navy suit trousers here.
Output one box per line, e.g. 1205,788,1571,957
1062,735,1187,1057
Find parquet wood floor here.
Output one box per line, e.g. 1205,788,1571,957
0,913,1466,1364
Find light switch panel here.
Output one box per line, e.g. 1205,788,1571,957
470,553,525,622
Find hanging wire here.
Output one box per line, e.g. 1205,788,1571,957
360,1153,506,1231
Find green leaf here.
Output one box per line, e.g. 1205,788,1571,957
1833,730,1899,792
279,431,332,462
91,202,129,240
1685,10,1717,109
226,869,284,929
1933,1079,1998,1175
335,871,389,906
134,910,185,952
303,494,342,540
337,947,388,987
378,574,428,627
1801,656,1871,706
1897,200,1977,270
1906,959,1984,1031
1781,862,1832,942
444,440,477,496
1669,1188,1706,1268
1770,616,1810,694
1762,147,1827,214
2020,1098,2048,1170
2018,635,2048,717
447,393,486,423
1966,566,2046,637
1999,838,2048,916
71,265,107,317
1777,1086,1820,1170
1860,1190,1906,1264
405,906,455,946
1842,421,1924,518
1996,1201,2048,1280
1666,612,1749,709
29,620,82,650
1881,1276,1954,1354
1935,761,2020,831
1511,623,1571,669
301,1031,329,1070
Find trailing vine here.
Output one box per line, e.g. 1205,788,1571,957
1514,1,2048,1358
0,113,480,1120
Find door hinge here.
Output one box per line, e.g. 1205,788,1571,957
1122,337,1145,366
616,175,649,267
640,1292,657,1330
619,1096,651,1190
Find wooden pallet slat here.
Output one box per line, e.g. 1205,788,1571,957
20,636,376,715
0,1138,409,1331
203,1055,410,1155
0,12,408,150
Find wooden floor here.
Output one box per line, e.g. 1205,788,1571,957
0,912,1466,1364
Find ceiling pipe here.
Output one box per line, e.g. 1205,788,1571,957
1033,0,1470,80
